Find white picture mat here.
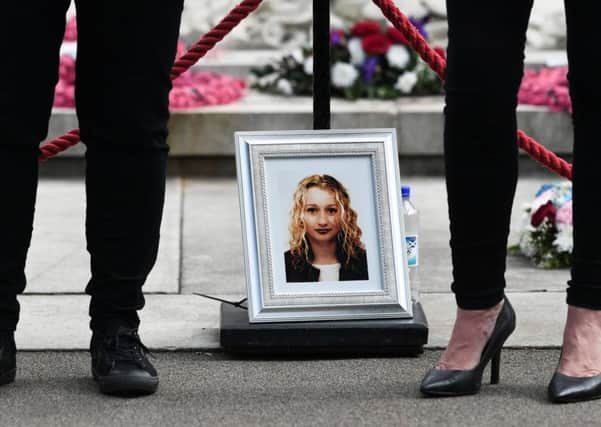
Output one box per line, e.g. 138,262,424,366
264,155,383,295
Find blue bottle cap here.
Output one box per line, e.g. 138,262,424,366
402,185,410,199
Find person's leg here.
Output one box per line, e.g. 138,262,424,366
74,0,183,395
74,0,184,335
556,0,601,378
0,0,68,386
0,1,69,333
438,0,533,370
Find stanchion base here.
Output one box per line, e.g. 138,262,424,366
220,301,428,356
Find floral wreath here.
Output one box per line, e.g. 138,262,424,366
250,19,444,100
54,17,245,110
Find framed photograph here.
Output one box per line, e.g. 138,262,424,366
235,129,411,323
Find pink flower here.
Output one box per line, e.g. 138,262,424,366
63,16,77,42
169,72,246,110
58,55,76,84
53,55,76,108
556,201,572,225
518,67,572,112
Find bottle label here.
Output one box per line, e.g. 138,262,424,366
406,235,418,267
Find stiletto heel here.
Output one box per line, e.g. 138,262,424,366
490,349,501,385
420,296,516,397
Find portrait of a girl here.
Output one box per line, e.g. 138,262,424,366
284,174,369,282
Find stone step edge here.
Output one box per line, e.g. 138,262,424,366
48,93,572,158
15,292,566,350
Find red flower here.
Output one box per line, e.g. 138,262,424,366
351,20,382,37
531,201,557,227
386,27,408,45
362,34,392,55
434,46,446,60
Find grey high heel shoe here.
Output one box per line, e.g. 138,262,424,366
420,297,516,397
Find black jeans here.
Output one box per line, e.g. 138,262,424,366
0,0,184,332
445,1,601,310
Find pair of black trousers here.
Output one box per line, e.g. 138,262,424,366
445,1,601,310
0,0,184,332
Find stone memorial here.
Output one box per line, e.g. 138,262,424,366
179,0,566,50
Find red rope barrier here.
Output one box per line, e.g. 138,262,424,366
371,0,573,180
38,129,81,161
39,0,264,161
42,0,573,181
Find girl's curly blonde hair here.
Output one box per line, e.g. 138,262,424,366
288,174,365,268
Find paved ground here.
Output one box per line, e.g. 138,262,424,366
15,172,572,350
6,171,592,425
1,350,600,427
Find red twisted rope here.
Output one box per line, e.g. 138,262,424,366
39,0,264,161
372,0,573,180
42,0,573,180
38,128,81,160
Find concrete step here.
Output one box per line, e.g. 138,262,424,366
25,178,181,294
15,294,218,350
47,90,573,158
18,175,572,350
13,292,567,350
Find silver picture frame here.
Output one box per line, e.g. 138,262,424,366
235,129,411,323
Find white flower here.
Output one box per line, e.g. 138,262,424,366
331,62,359,89
347,38,365,66
415,61,427,73
416,59,437,81
290,48,304,64
395,71,418,94
387,45,411,69
276,78,293,96
304,57,314,75
258,73,279,87
553,224,573,253
519,233,537,258
247,74,258,86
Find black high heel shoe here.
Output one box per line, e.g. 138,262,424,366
548,371,601,403
420,296,516,397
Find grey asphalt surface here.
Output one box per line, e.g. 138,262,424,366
1,350,600,426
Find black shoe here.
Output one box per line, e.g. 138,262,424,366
420,296,516,397
548,371,601,403
90,326,158,395
0,332,16,386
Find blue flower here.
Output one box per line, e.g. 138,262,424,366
361,57,379,83
409,17,428,40
535,183,555,197
330,30,343,46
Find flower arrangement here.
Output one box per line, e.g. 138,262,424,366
509,182,573,268
249,19,444,100
518,67,571,112
54,17,245,110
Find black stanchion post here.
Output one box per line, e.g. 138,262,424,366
313,0,330,130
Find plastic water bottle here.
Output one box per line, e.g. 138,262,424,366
402,186,420,303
